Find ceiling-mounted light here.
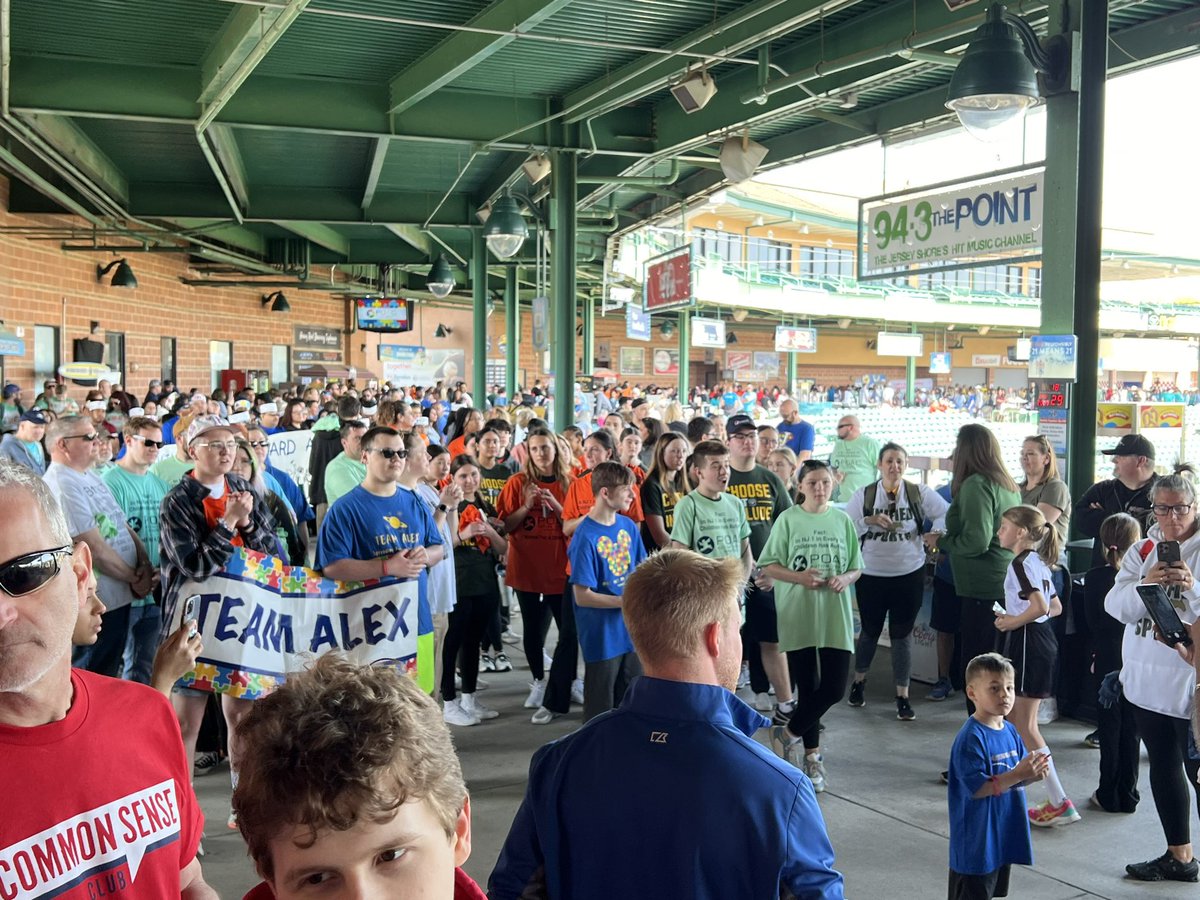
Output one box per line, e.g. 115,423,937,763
732,308,748,323
945,2,1069,141
96,259,137,288
670,68,717,114
433,323,453,338
426,255,456,299
261,290,291,313
659,320,676,338
719,131,768,184
483,193,528,259
521,154,551,185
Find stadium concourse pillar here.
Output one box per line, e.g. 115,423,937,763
1039,0,1106,495
581,294,595,379
786,349,797,396
677,313,690,399
505,266,519,400
906,323,917,405
551,149,577,431
473,229,488,406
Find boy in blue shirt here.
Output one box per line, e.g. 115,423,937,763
568,460,647,722
947,652,1049,899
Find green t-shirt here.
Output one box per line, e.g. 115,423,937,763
727,464,792,559
325,452,367,506
149,451,194,488
100,465,170,604
830,434,881,502
758,506,863,653
669,491,749,559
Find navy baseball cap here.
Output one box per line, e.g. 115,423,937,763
726,413,756,436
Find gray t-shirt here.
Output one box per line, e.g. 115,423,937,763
1021,476,1072,545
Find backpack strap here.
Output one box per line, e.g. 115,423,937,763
1137,538,1155,562
904,480,926,536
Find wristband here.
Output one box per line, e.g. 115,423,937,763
381,556,387,579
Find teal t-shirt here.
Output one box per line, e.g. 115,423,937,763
102,465,171,605
669,491,750,559
758,506,863,653
830,435,881,502
324,452,368,505
149,452,194,488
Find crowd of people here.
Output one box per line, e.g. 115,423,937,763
4,368,1200,899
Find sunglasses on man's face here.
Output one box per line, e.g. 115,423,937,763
368,447,408,460
0,546,73,597
248,440,270,448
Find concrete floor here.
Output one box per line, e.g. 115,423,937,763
194,646,1192,899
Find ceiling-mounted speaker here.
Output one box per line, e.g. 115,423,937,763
671,70,717,114
719,134,768,183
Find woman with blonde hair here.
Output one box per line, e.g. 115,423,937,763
1019,434,1072,545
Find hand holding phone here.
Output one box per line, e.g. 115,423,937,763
1136,583,1193,647
182,594,200,639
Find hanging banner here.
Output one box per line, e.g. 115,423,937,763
1028,334,1078,380
643,246,694,312
858,165,1044,278
378,345,466,385
267,429,314,489
175,549,423,699
626,303,651,341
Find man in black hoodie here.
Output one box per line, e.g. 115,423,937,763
308,394,362,530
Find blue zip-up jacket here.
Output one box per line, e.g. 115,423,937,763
489,677,844,900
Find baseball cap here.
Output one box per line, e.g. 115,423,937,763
1101,434,1155,460
232,399,252,414
19,409,47,425
3,384,20,398
725,413,757,436
185,415,232,447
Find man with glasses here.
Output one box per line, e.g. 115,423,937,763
0,407,48,474
43,415,153,678
828,416,880,503
1077,433,1160,568
102,416,170,684
0,460,217,899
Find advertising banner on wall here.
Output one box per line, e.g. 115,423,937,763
775,326,817,353
626,303,651,341
859,166,1044,278
1029,334,1078,380
378,345,466,385
644,246,694,312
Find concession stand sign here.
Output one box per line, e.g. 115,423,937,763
643,246,694,312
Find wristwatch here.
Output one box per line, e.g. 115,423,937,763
436,503,449,513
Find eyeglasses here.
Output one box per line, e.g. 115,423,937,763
0,546,73,597
194,440,237,452
1153,504,1194,517
729,431,758,442
63,433,99,443
129,435,164,449
248,440,269,448
368,447,409,460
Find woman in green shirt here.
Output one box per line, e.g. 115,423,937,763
923,423,1020,713
761,459,862,793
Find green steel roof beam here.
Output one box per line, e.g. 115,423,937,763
198,0,312,132
384,224,436,260
274,221,350,258
18,113,128,208
559,0,862,125
206,124,250,211
387,0,574,116
160,218,267,256
361,137,389,211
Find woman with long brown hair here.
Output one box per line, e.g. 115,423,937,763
924,423,1020,712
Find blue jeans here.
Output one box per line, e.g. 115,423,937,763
123,604,163,685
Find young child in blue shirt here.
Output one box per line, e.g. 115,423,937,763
947,652,1050,900
568,460,647,723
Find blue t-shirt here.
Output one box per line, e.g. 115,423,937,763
948,716,1033,875
568,515,646,663
777,420,814,455
722,390,738,410
266,461,314,523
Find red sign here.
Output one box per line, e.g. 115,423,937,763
644,247,693,311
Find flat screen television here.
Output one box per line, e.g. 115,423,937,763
355,298,414,333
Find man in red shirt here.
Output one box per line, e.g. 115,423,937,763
0,459,215,898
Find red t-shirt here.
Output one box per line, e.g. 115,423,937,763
496,473,570,595
0,669,204,899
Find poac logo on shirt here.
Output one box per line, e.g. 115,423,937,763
0,779,181,899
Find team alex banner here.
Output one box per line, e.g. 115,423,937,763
175,548,422,700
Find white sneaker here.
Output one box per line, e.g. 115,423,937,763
571,678,585,706
493,652,514,673
443,698,480,727
524,679,547,709
531,706,561,725
754,692,773,712
461,692,499,720
737,662,751,689
802,754,827,793
502,628,522,645
1037,697,1059,725
543,650,554,670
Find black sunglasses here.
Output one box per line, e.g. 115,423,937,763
130,435,164,449
62,433,99,443
0,546,73,597
369,447,409,460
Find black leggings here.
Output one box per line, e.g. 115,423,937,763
1131,704,1200,847
515,589,577,714
854,567,926,687
441,591,498,701
785,647,851,749
958,596,1000,715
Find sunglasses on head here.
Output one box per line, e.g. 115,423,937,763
0,546,73,597
248,440,269,448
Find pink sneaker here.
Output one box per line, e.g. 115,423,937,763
1029,798,1081,827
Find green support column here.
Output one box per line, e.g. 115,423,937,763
581,293,595,376
550,150,577,431
505,265,519,398
472,229,488,406
786,350,797,395
906,322,917,405
1039,0,1106,494
677,313,690,400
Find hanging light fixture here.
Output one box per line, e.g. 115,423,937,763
426,254,456,298
945,2,1069,141
96,259,137,288
483,193,528,259
260,291,291,313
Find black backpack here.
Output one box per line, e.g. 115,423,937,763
862,480,926,537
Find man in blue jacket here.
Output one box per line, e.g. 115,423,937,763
489,548,844,900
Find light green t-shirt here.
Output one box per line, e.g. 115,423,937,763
149,451,194,488
669,490,750,559
102,465,170,605
830,434,881,502
324,452,367,505
758,506,863,653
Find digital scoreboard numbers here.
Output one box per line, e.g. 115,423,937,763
1032,380,1071,409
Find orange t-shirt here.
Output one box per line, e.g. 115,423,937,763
562,470,644,524
198,476,245,547
496,473,570,595
447,435,467,458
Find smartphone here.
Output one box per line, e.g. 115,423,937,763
1136,584,1193,647
1158,540,1182,566
182,594,200,638
992,601,1006,615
